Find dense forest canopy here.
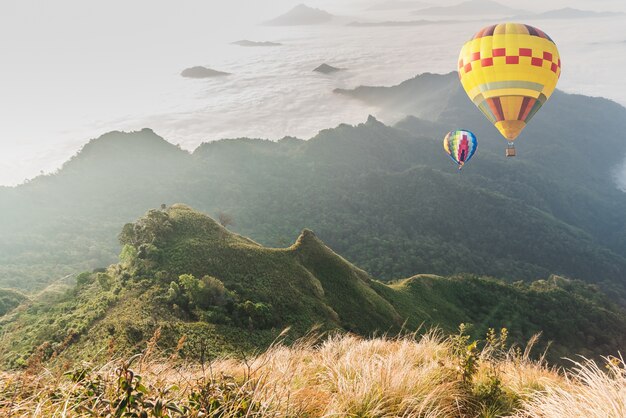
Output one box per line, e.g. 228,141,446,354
0,74,625,303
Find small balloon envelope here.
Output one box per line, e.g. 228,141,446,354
443,130,478,169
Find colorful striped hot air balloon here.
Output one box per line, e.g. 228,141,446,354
443,130,477,170
458,23,561,156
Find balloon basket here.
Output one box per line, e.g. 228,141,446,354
505,146,516,157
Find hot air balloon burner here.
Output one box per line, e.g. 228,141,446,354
505,143,516,157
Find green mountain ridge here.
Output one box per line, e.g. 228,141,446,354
1,73,625,304
1,205,625,369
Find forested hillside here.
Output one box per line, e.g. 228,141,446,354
1,205,624,368
1,73,625,300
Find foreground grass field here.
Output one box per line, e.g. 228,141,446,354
1,330,624,417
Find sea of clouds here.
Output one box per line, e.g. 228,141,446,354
1,0,625,186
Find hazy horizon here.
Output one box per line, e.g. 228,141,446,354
2,0,626,186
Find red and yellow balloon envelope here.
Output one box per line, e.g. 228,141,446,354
458,23,561,156
443,130,477,170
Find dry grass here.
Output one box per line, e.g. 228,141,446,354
0,331,623,417
509,355,626,418
240,331,467,417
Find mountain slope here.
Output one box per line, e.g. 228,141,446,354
1,74,626,301
0,288,28,316
1,206,625,368
0,129,191,289
338,72,626,266
334,73,458,120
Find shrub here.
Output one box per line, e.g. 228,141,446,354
233,300,275,330
178,274,230,310
76,272,95,287
96,273,113,291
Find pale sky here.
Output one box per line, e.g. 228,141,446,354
1,0,625,186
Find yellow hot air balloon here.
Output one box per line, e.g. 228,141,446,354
458,23,561,156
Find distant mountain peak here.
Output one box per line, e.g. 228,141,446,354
365,114,383,125
79,129,171,151
59,129,188,175
294,3,316,11
264,4,334,26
